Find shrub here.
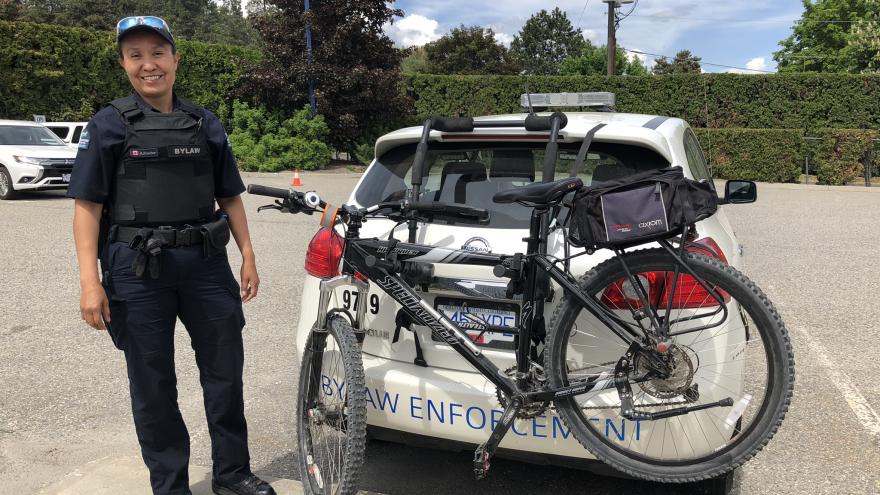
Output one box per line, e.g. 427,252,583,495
402,73,880,129
227,102,332,172
693,129,804,182
810,129,876,185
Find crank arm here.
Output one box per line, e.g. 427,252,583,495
473,397,521,480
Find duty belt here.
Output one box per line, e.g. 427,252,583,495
109,225,207,279
110,225,205,247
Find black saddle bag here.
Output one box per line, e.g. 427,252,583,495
568,166,718,249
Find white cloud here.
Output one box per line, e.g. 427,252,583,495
493,31,514,46
627,48,648,67
746,57,768,72
387,14,441,47
582,29,599,43
726,56,772,74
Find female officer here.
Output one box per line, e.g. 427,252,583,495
69,16,275,495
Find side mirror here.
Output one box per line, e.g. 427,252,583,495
724,180,757,204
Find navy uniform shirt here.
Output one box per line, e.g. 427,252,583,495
68,92,245,204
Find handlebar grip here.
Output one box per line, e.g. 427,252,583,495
524,112,568,131
431,116,475,133
247,184,292,199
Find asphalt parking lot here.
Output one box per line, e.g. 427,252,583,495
1,171,879,494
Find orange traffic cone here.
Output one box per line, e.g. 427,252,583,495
291,168,303,187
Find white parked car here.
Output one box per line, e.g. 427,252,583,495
294,94,744,474
44,121,88,150
0,120,77,200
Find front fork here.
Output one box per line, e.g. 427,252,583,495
316,274,371,334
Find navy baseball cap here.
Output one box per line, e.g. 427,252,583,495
116,16,175,47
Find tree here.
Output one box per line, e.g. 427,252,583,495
510,7,586,75
848,10,880,72
8,0,259,46
774,0,877,73
560,42,649,76
239,0,410,148
400,46,430,74
652,50,702,74
422,25,518,75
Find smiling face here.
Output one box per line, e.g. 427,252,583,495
118,30,179,104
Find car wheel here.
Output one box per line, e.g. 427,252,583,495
0,166,19,200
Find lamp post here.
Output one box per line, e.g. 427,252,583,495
304,0,316,115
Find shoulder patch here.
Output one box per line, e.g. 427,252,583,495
78,129,90,149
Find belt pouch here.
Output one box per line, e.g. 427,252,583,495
201,216,231,257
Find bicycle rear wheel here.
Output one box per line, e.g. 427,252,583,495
297,316,367,494
546,248,793,482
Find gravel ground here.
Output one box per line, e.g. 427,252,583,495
0,173,878,495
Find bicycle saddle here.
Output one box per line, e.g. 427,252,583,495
492,177,583,205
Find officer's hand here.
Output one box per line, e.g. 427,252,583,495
240,259,260,303
80,281,111,330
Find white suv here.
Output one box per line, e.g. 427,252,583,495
0,120,77,200
294,95,742,467
44,121,89,150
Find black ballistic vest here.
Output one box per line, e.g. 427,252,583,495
109,96,215,226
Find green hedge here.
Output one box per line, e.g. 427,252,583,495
693,128,879,185
403,73,880,129
0,20,261,121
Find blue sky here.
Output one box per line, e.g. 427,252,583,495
385,0,808,73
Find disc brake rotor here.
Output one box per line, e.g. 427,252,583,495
636,344,699,400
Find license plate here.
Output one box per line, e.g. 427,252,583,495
434,296,518,350
62,173,71,182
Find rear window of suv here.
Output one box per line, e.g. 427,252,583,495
355,141,669,229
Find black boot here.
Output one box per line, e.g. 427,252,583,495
212,474,277,495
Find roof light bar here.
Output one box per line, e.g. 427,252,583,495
520,92,616,109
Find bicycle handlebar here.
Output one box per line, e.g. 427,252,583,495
248,183,489,225
247,184,292,199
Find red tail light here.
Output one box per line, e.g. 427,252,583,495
600,237,730,310
305,227,344,279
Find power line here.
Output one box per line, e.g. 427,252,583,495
575,0,591,29
625,49,775,73
629,13,876,24
629,13,791,23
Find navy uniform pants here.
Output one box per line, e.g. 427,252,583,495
103,241,251,495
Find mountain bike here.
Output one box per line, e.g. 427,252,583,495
249,114,793,495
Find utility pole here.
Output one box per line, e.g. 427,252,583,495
602,0,634,76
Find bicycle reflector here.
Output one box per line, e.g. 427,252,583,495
600,237,730,310
305,227,344,278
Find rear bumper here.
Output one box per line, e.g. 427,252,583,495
360,351,614,460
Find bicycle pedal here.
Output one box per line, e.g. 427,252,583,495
473,444,491,480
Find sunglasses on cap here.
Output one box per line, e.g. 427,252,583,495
116,16,174,43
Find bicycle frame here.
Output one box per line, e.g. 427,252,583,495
313,206,666,404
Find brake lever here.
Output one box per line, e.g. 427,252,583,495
257,203,283,213
257,199,303,214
